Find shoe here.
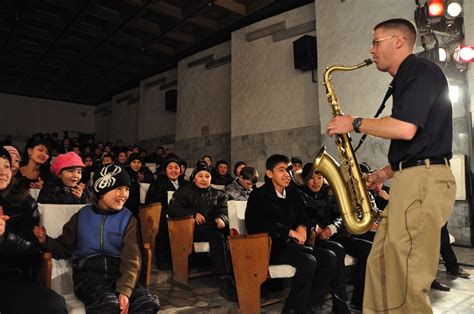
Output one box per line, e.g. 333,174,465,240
332,298,351,314
350,295,363,311
281,302,309,314
430,280,450,291
219,276,238,302
156,258,171,270
447,267,470,278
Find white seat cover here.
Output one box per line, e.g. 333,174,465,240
193,242,210,253
227,200,248,235
38,204,87,313
139,183,150,204
29,188,40,200
211,184,225,191
268,265,297,278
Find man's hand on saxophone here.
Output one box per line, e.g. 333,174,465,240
326,115,356,136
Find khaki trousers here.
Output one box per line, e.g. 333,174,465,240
363,164,456,314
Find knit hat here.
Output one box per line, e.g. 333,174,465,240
93,164,131,197
164,158,181,169
0,146,12,165
50,152,86,177
291,156,303,165
190,161,211,181
3,145,19,161
128,153,142,164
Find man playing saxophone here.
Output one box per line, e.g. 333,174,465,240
326,18,456,313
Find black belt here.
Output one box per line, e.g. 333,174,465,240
399,158,449,170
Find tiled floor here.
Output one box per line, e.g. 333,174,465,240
148,246,474,313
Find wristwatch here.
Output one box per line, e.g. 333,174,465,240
352,117,363,133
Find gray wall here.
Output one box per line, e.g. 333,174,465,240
174,41,232,165
0,93,95,140
231,2,319,174
138,69,178,152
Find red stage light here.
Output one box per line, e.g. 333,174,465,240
428,0,445,17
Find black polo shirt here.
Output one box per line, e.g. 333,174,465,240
388,54,452,170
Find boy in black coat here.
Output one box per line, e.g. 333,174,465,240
245,154,350,313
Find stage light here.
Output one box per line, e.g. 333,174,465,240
447,1,462,18
454,45,474,63
428,0,445,17
439,47,447,61
449,85,459,103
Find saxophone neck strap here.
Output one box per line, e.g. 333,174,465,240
354,84,393,152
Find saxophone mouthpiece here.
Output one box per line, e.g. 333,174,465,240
364,58,374,65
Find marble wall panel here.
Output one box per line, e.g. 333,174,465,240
176,41,231,140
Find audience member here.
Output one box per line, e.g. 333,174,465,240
232,161,247,177
3,145,21,176
146,158,189,269
299,163,371,310
168,162,236,301
38,152,89,204
33,164,160,313
211,160,233,186
125,153,154,217
225,166,258,201
245,155,350,313
17,139,51,189
0,147,67,314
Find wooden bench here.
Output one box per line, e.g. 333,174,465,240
227,200,296,313
227,200,357,313
166,191,212,288
39,203,154,313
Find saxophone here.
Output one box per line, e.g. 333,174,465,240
313,59,374,235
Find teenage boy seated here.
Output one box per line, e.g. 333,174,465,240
245,154,350,314
225,166,258,201
168,162,237,301
299,163,372,311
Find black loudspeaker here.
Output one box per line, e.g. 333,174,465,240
293,35,317,71
165,89,177,112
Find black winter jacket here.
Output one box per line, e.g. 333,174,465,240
0,188,41,280
168,184,228,226
37,178,90,204
245,182,309,258
298,185,344,233
145,176,188,206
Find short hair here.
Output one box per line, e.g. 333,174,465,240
216,160,229,167
102,153,115,161
240,166,259,184
374,18,417,47
291,156,303,165
265,154,290,171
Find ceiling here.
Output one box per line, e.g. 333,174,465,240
0,0,312,105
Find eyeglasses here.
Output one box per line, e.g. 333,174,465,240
371,35,401,48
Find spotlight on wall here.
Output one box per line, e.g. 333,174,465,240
446,0,462,18
449,85,460,103
454,45,474,63
439,47,448,61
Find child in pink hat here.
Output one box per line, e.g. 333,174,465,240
38,152,89,204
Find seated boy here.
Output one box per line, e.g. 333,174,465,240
168,162,237,301
33,164,160,313
245,154,350,313
225,166,258,201
299,163,372,310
